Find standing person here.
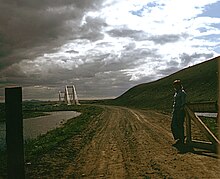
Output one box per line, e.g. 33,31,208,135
171,79,187,146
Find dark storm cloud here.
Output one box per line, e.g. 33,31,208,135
107,28,148,40
74,47,161,97
107,28,189,44
156,66,180,77
74,71,133,98
157,52,215,77
179,52,214,66
107,28,142,37
0,43,160,95
77,16,107,41
0,0,104,70
148,34,185,45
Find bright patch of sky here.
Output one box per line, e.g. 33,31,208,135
199,1,220,17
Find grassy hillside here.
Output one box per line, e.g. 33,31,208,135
111,56,219,112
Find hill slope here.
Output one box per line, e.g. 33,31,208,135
111,56,219,112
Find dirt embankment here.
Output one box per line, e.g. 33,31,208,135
26,106,220,178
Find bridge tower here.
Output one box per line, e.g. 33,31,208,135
59,85,80,105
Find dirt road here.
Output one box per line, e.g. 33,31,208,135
27,106,219,178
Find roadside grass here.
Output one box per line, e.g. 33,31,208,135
200,117,218,138
0,102,103,178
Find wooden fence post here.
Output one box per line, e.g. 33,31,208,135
5,87,25,179
218,57,220,156
185,108,192,144
185,105,219,152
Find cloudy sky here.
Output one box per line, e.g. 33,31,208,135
0,0,220,100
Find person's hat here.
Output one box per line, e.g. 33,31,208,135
173,79,181,85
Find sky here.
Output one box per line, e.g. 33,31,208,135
0,0,220,100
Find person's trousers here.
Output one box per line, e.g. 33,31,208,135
171,109,185,142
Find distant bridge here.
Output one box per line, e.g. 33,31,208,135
59,85,80,105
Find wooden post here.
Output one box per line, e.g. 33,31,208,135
185,106,219,144
185,108,192,144
218,57,220,156
185,105,220,152
191,140,216,152
5,87,25,179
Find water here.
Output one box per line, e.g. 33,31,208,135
0,111,81,150
195,112,218,118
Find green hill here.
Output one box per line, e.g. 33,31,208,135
111,56,219,112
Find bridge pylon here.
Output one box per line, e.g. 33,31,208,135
59,85,80,105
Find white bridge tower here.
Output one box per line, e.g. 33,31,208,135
59,85,80,105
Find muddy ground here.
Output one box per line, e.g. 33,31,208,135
26,106,219,178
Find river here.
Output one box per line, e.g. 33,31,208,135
195,112,218,118
0,111,81,150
